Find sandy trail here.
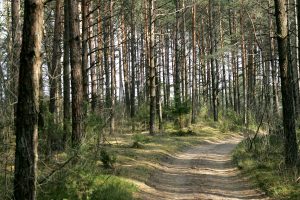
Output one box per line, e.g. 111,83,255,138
137,137,270,200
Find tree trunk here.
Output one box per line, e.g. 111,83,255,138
274,0,298,166
209,0,218,121
110,0,115,135
149,0,156,135
130,0,136,127
68,0,84,147
174,0,181,110
63,0,71,147
191,4,196,124
121,14,131,115
82,0,89,106
13,0,43,199
89,2,97,112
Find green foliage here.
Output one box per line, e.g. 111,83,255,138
134,103,149,124
171,129,197,137
90,177,136,200
131,133,151,148
232,135,300,199
38,168,136,200
173,100,191,116
85,113,104,134
100,148,117,169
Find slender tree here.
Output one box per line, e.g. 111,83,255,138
63,0,71,147
68,0,84,147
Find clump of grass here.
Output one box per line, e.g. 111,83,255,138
232,135,300,200
90,176,137,200
100,148,116,169
171,129,197,137
38,161,136,200
131,133,151,148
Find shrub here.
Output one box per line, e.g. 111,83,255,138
100,149,116,169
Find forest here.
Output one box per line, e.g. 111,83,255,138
1,0,300,199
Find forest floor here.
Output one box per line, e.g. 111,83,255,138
133,136,270,200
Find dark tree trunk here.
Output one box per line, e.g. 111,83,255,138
149,0,156,135
13,0,43,199
274,0,298,166
68,0,84,147
63,0,71,147
209,0,218,121
174,0,181,109
82,0,89,106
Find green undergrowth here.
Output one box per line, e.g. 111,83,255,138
36,118,238,200
38,157,137,200
232,135,300,200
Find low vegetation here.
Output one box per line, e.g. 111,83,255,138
34,110,240,200
232,133,300,200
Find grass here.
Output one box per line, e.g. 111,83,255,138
35,117,238,200
1,108,242,200
232,135,300,200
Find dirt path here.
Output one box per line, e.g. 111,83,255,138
136,136,270,200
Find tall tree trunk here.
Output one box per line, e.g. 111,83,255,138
103,2,111,110
82,0,89,106
13,0,43,199
149,0,156,135
174,0,181,110
121,14,131,115
269,0,279,115
209,0,218,121
89,2,97,112
240,3,247,125
130,0,136,128
274,0,298,166
68,0,84,147
110,0,115,135
191,4,197,124
165,29,170,107
63,0,71,147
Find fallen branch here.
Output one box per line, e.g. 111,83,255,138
38,154,78,185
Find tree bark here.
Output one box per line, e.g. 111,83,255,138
63,0,71,147
13,0,43,199
68,0,84,147
274,0,298,166
149,0,156,135
82,0,89,106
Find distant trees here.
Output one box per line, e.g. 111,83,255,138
13,0,44,199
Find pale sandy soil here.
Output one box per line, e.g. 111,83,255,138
134,137,271,200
